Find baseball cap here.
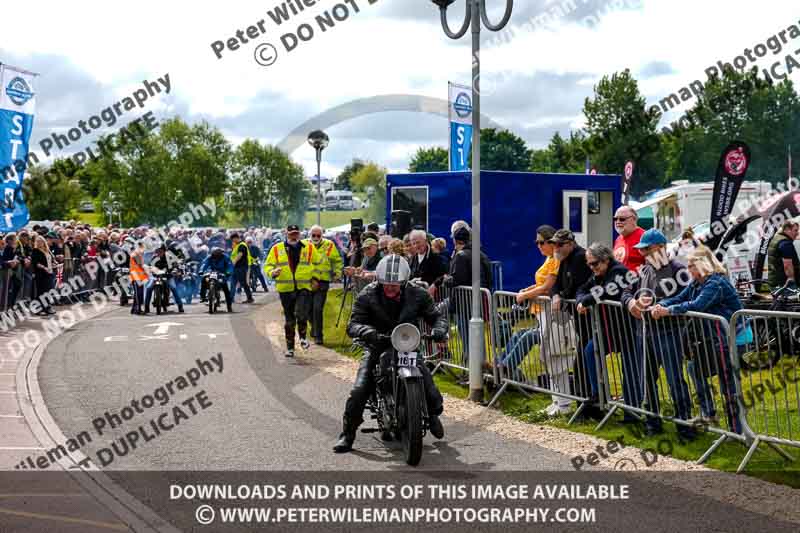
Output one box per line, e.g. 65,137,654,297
362,238,378,248
634,228,668,249
286,224,300,233
550,229,575,244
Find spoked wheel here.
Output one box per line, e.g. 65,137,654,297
208,281,216,314
399,379,425,466
154,287,163,315
740,320,781,370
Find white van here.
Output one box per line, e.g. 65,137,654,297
325,190,354,211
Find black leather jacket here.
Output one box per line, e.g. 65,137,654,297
347,282,448,349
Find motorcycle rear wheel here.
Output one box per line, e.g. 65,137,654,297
399,379,425,466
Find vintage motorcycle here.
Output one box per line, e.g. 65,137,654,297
361,323,442,466
150,269,171,315
205,271,224,314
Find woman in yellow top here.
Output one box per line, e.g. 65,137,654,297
496,225,558,371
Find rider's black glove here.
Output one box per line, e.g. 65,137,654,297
431,327,448,342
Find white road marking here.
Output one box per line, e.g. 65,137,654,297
179,334,188,340
139,335,169,341
200,333,228,339
145,322,184,335
103,336,129,342
0,415,23,418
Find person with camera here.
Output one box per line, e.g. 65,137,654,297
333,255,447,453
266,224,321,358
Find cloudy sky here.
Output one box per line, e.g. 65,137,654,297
2,0,799,179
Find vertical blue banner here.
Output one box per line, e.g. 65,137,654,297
449,122,472,172
0,64,37,232
448,82,472,172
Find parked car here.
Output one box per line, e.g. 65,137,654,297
79,201,95,213
325,190,354,211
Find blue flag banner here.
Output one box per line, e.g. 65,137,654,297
0,64,37,232
448,82,472,172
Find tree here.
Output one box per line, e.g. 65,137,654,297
583,69,664,194
23,163,82,220
334,159,365,190
663,69,800,182
352,162,387,223
228,140,307,227
531,131,588,173
479,128,532,171
409,147,448,173
84,117,232,226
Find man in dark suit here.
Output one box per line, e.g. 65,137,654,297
408,229,447,287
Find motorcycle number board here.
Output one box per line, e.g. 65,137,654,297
398,352,417,367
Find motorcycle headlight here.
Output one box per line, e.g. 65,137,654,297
391,323,420,353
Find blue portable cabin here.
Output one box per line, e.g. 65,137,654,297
385,170,623,292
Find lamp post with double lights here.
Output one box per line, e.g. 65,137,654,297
307,130,330,227
430,0,513,403
102,192,122,226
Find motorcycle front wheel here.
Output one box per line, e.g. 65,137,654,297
208,281,216,314
399,379,425,466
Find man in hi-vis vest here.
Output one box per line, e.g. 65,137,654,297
266,224,321,357
303,225,344,345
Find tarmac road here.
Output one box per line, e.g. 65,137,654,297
37,293,571,471
28,293,800,532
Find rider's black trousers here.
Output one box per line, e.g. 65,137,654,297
343,348,444,430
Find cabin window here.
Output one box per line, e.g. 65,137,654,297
587,191,600,214
391,186,429,231
568,197,583,233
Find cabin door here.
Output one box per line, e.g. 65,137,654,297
563,191,588,248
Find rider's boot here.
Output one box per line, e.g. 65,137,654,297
333,416,357,453
429,415,444,439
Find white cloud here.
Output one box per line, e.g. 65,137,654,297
5,0,800,176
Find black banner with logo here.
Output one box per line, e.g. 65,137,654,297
621,161,634,205
706,141,751,250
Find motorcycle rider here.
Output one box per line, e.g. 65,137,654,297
147,244,185,313
333,255,448,453
199,247,234,312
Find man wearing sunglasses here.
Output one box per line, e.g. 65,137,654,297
303,225,344,345
612,206,646,271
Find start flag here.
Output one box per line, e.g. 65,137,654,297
0,63,38,231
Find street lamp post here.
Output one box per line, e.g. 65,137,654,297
307,130,330,227
431,0,513,403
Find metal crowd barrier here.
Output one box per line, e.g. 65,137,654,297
491,261,504,292
488,292,600,425
729,308,799,473
425,285,494,382
593,301,751,465
0,268,10,311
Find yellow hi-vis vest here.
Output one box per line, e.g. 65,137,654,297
302,238,343,282
265,241,319,292
231,242,253,268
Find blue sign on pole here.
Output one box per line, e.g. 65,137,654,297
0,64,37,232
448,82,472,172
